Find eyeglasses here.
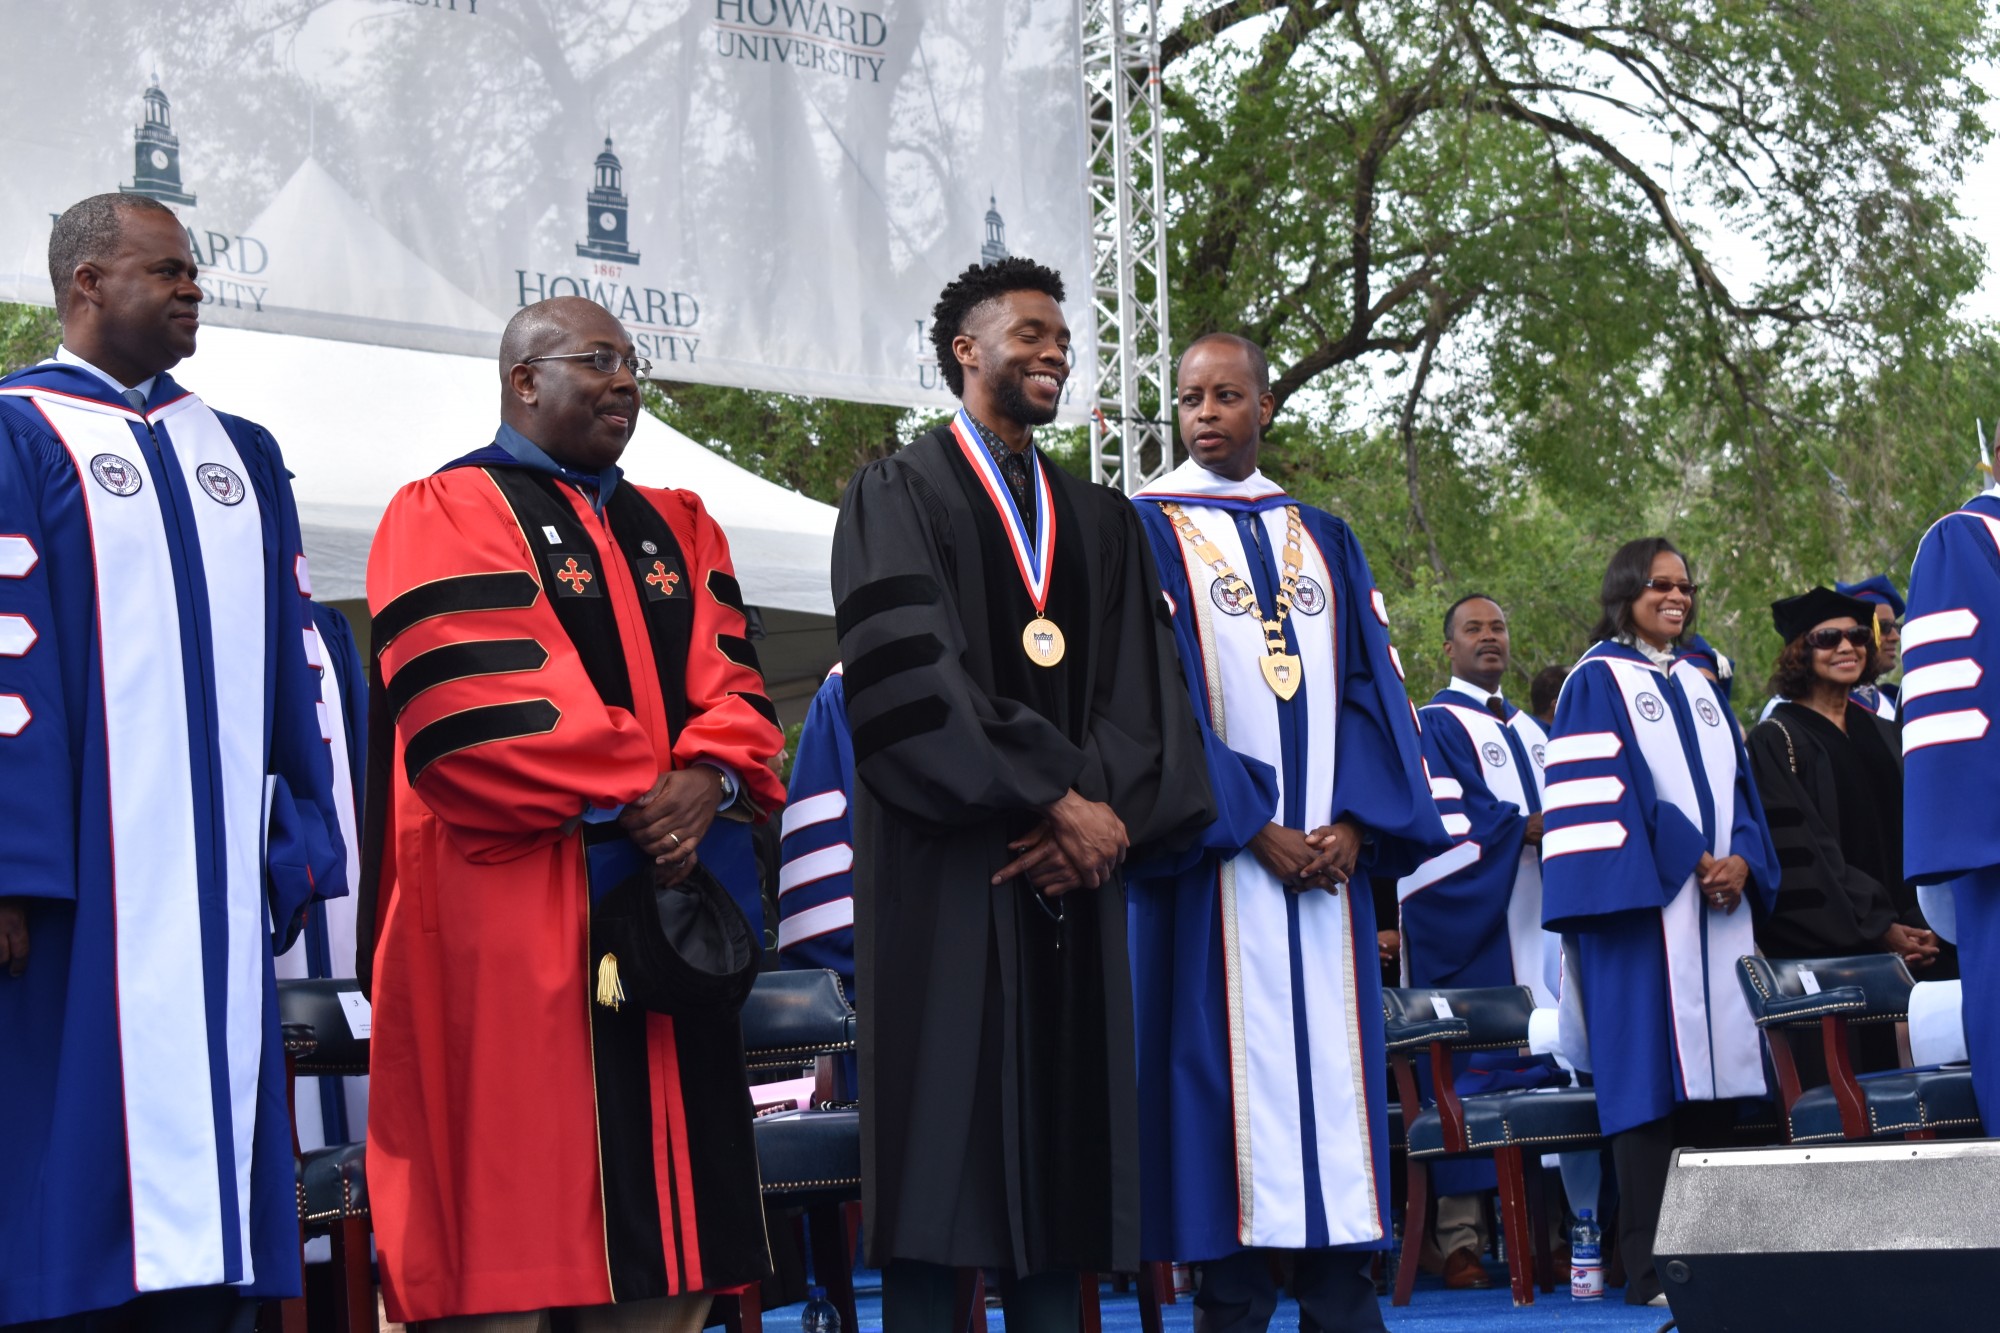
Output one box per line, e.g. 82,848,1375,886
523,349,652,378
1804,626,1873,650
1640,578,1699,597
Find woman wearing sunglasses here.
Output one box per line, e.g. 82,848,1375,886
1746,588,1942,971
1539,537,1780,1305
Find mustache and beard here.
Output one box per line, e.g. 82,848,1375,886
992,366,1063,427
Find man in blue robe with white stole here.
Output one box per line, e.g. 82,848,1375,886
0,194,345,1332
1902,480,2000,1131
1406,594,1554,1002
1402,594,1556,1288
1128,334,1447,1332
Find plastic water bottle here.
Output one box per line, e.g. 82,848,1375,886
801,1284,839,1333
1570,1210,1605,1300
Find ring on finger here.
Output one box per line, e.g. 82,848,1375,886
669,832,682,848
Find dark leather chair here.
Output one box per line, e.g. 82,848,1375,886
1736,954,1982,1143
730,970,862,1333
277,978,376,1333
1384,985,1601,1307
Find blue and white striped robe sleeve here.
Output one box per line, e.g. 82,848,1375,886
1540,659,1710,930
776,670,856,988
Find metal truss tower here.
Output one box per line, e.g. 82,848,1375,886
1079,0,1174,493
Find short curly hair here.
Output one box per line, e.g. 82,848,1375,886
48,193,179,317
1769,630,1881,701
929,256,1066,397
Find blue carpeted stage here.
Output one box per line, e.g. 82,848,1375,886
761,1269,1677,1332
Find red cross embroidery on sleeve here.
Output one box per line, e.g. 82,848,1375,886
556,558,593,594
646,560,680,595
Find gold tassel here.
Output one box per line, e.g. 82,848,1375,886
595,953,625,1010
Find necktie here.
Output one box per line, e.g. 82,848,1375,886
123,389,147,414
1487,696,1508,721
999,449,1035,541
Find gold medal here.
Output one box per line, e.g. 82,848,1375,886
1259,652,1302,700
1023,616,1066,667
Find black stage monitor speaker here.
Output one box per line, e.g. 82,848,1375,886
1655,1139,2000,1332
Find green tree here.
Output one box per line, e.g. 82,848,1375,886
1150,0,1994,716
645,380,1097,506
0,304,59,377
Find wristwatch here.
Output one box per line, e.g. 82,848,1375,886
701,763,737,807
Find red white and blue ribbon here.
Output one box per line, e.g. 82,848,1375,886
950,408,1055,613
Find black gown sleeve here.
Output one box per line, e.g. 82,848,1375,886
1746,717,1897,957
1072,491,1216,856
832,455,1087,828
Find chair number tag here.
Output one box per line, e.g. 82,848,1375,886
338,991,374,1038
1798,969,1821,996
1430,996,1455,1019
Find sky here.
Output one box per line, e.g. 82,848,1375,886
1954,63,2000,324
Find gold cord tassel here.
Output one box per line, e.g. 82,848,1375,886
595,953,625,1009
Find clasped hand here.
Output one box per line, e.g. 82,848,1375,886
618,768,724,887
1880,921,1941,970
1695,851,1749,913
1251,818,1362,892
0,899,26,978
991,789,1129,896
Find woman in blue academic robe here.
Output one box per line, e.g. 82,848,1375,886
1540,537,1778,1307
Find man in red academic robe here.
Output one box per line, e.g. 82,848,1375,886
363,297,785,1332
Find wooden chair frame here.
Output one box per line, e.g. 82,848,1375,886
1387,1035,1565,1307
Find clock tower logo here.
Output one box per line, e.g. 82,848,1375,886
981,194,1009,266
575,134,640,265
121,78,197,207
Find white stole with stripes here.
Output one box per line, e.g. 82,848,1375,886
9,388,274,1290
1165,492,1381,1249
1604,657,1764,1101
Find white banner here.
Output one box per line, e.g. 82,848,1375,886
0,0,1094,418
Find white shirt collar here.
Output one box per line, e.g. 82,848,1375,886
1615,634,1678,670
1135,455,1288,502
1447,675,1506,705
53,345,154,403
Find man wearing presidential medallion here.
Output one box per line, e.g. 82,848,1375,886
1127,334,1447,1333
831,258,1214,1332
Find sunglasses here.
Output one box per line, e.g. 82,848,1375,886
1640,578,1698,597
1804,626,1873,650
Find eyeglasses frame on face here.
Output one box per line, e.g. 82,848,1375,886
522,349,653,378
1640,577,1699,597
1804,625,1874,651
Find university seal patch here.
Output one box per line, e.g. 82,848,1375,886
89,454,143,497
1481,741,1508,767
1210,578,1253,616
1696,698,1721,727
197,463,246,505
1635,691,1665,722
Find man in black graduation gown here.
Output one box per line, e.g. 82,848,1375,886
832,258,1214,1331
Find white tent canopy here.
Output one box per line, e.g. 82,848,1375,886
174,327,837,615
